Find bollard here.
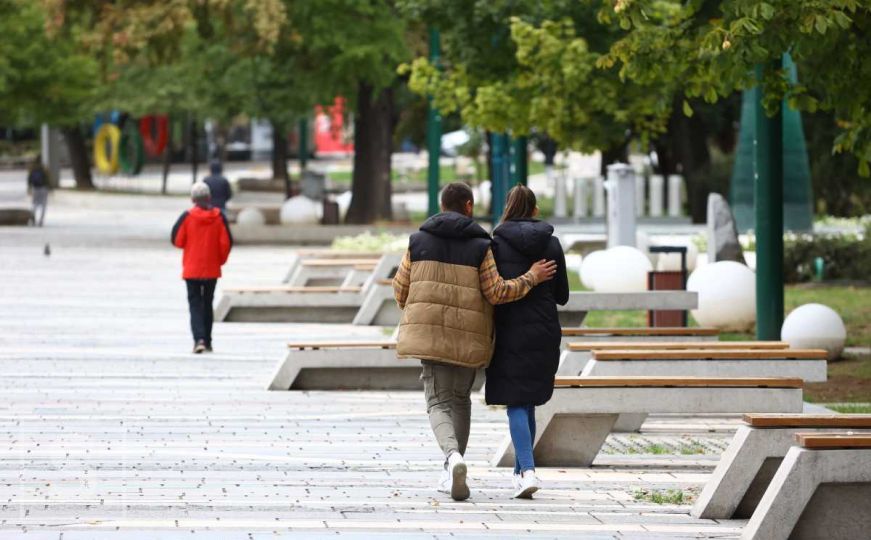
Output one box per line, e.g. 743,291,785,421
649,174,664,217
668,174,684,217
573,176,589,218
554,169,568,218
593,176,606,217
635,174,646,217
605,163,637,248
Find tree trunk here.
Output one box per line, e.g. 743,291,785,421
190,115,199,184
61,125,94,190
345,82,394,224
161,121,173,195
599,142,629,177
271,120,291,198
658,103,712,223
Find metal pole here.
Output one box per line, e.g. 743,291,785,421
491,133,509,223
426,28,442,216
754,60,784,340
511,136,528,186
298,118,308,171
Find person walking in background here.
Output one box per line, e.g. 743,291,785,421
27,157,50,227
171,182,233,354
485,185,569,499
392,182,557,502
203,160,232,211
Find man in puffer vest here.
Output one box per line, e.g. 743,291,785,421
393,182,556,501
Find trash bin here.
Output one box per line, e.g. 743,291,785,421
321,199,340,225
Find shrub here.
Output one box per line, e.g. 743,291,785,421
783,224,870,283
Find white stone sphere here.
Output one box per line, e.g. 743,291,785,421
236,207,266,226
593,246,653,293
655,242,699,272
687,261,756,331
279,196,320,225
579,250,607,290
781,303,846,361
477,181,492,211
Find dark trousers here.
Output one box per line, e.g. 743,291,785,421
185,279,217,345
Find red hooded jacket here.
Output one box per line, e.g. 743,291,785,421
171,206,233,279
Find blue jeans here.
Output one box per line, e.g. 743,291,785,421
507,405,536,474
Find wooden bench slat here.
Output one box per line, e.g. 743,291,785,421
592,349,827,360
554,376,803,389
288,341,396,350
301,259,380,267
293,250,382,258
376,279,393,286
744,414,871,428
561,327,719,336
225,286,363,294
569,341,788,351
796,433,871,449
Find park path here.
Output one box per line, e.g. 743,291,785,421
0,174,743,538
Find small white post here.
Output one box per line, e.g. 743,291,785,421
649,174,664,217
605,163,636,248
593,176,605,217
668,174,684,217
635,174,646,217
573,176,589,218
554,168,568,218
40,124,61,188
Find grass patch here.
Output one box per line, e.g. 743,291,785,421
827,403,871,413
633,489,687,505
627,443,670,455
679,441,709,455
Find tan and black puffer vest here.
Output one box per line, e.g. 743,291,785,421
396,212,494,368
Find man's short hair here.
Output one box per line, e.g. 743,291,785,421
440,182,474,213
191,182,211,205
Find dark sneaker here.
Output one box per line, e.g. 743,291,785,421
193,341,206,354
205,344,213,353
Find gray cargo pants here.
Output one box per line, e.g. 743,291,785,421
420,361,477,464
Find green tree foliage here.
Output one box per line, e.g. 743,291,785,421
603,0,871,175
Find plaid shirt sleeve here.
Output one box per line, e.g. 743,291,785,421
479,247,538,305
392,249,412,309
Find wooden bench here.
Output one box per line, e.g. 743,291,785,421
491,376,804,468
741,433,871,540
287,258,380,287
557,292,698,326
216,253,402,323
557,341,792,377
559,326,718,349
281,250,382,283
573,347,826,432
268,340,484,391
693,414,871,521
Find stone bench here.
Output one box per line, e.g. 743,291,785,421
268,340,484,391
559,326,719,349
557,291,698,326
492,376,804,468
573,347,826,432
557,340,790,376
351,280,402,326
693,414,871,521
216,253,401,322
741,433,871,540
282,250,382,283
286,258,379,287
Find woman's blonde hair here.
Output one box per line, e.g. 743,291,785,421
501,184,537,222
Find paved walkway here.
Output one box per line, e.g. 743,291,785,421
0,175,745,538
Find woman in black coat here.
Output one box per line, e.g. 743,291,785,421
486,185,569,498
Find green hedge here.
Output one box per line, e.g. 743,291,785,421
784,225,871,283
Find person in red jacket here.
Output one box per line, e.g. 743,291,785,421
171,182,233,353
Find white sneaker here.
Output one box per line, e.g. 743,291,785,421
437,468,450,494
513,470,539,499
447,452,469,501
511,473,521,491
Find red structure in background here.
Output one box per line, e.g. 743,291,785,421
314,97,354,155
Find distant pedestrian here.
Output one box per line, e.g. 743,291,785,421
171,182,233,354
203,160,232,211
27,157,50,227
